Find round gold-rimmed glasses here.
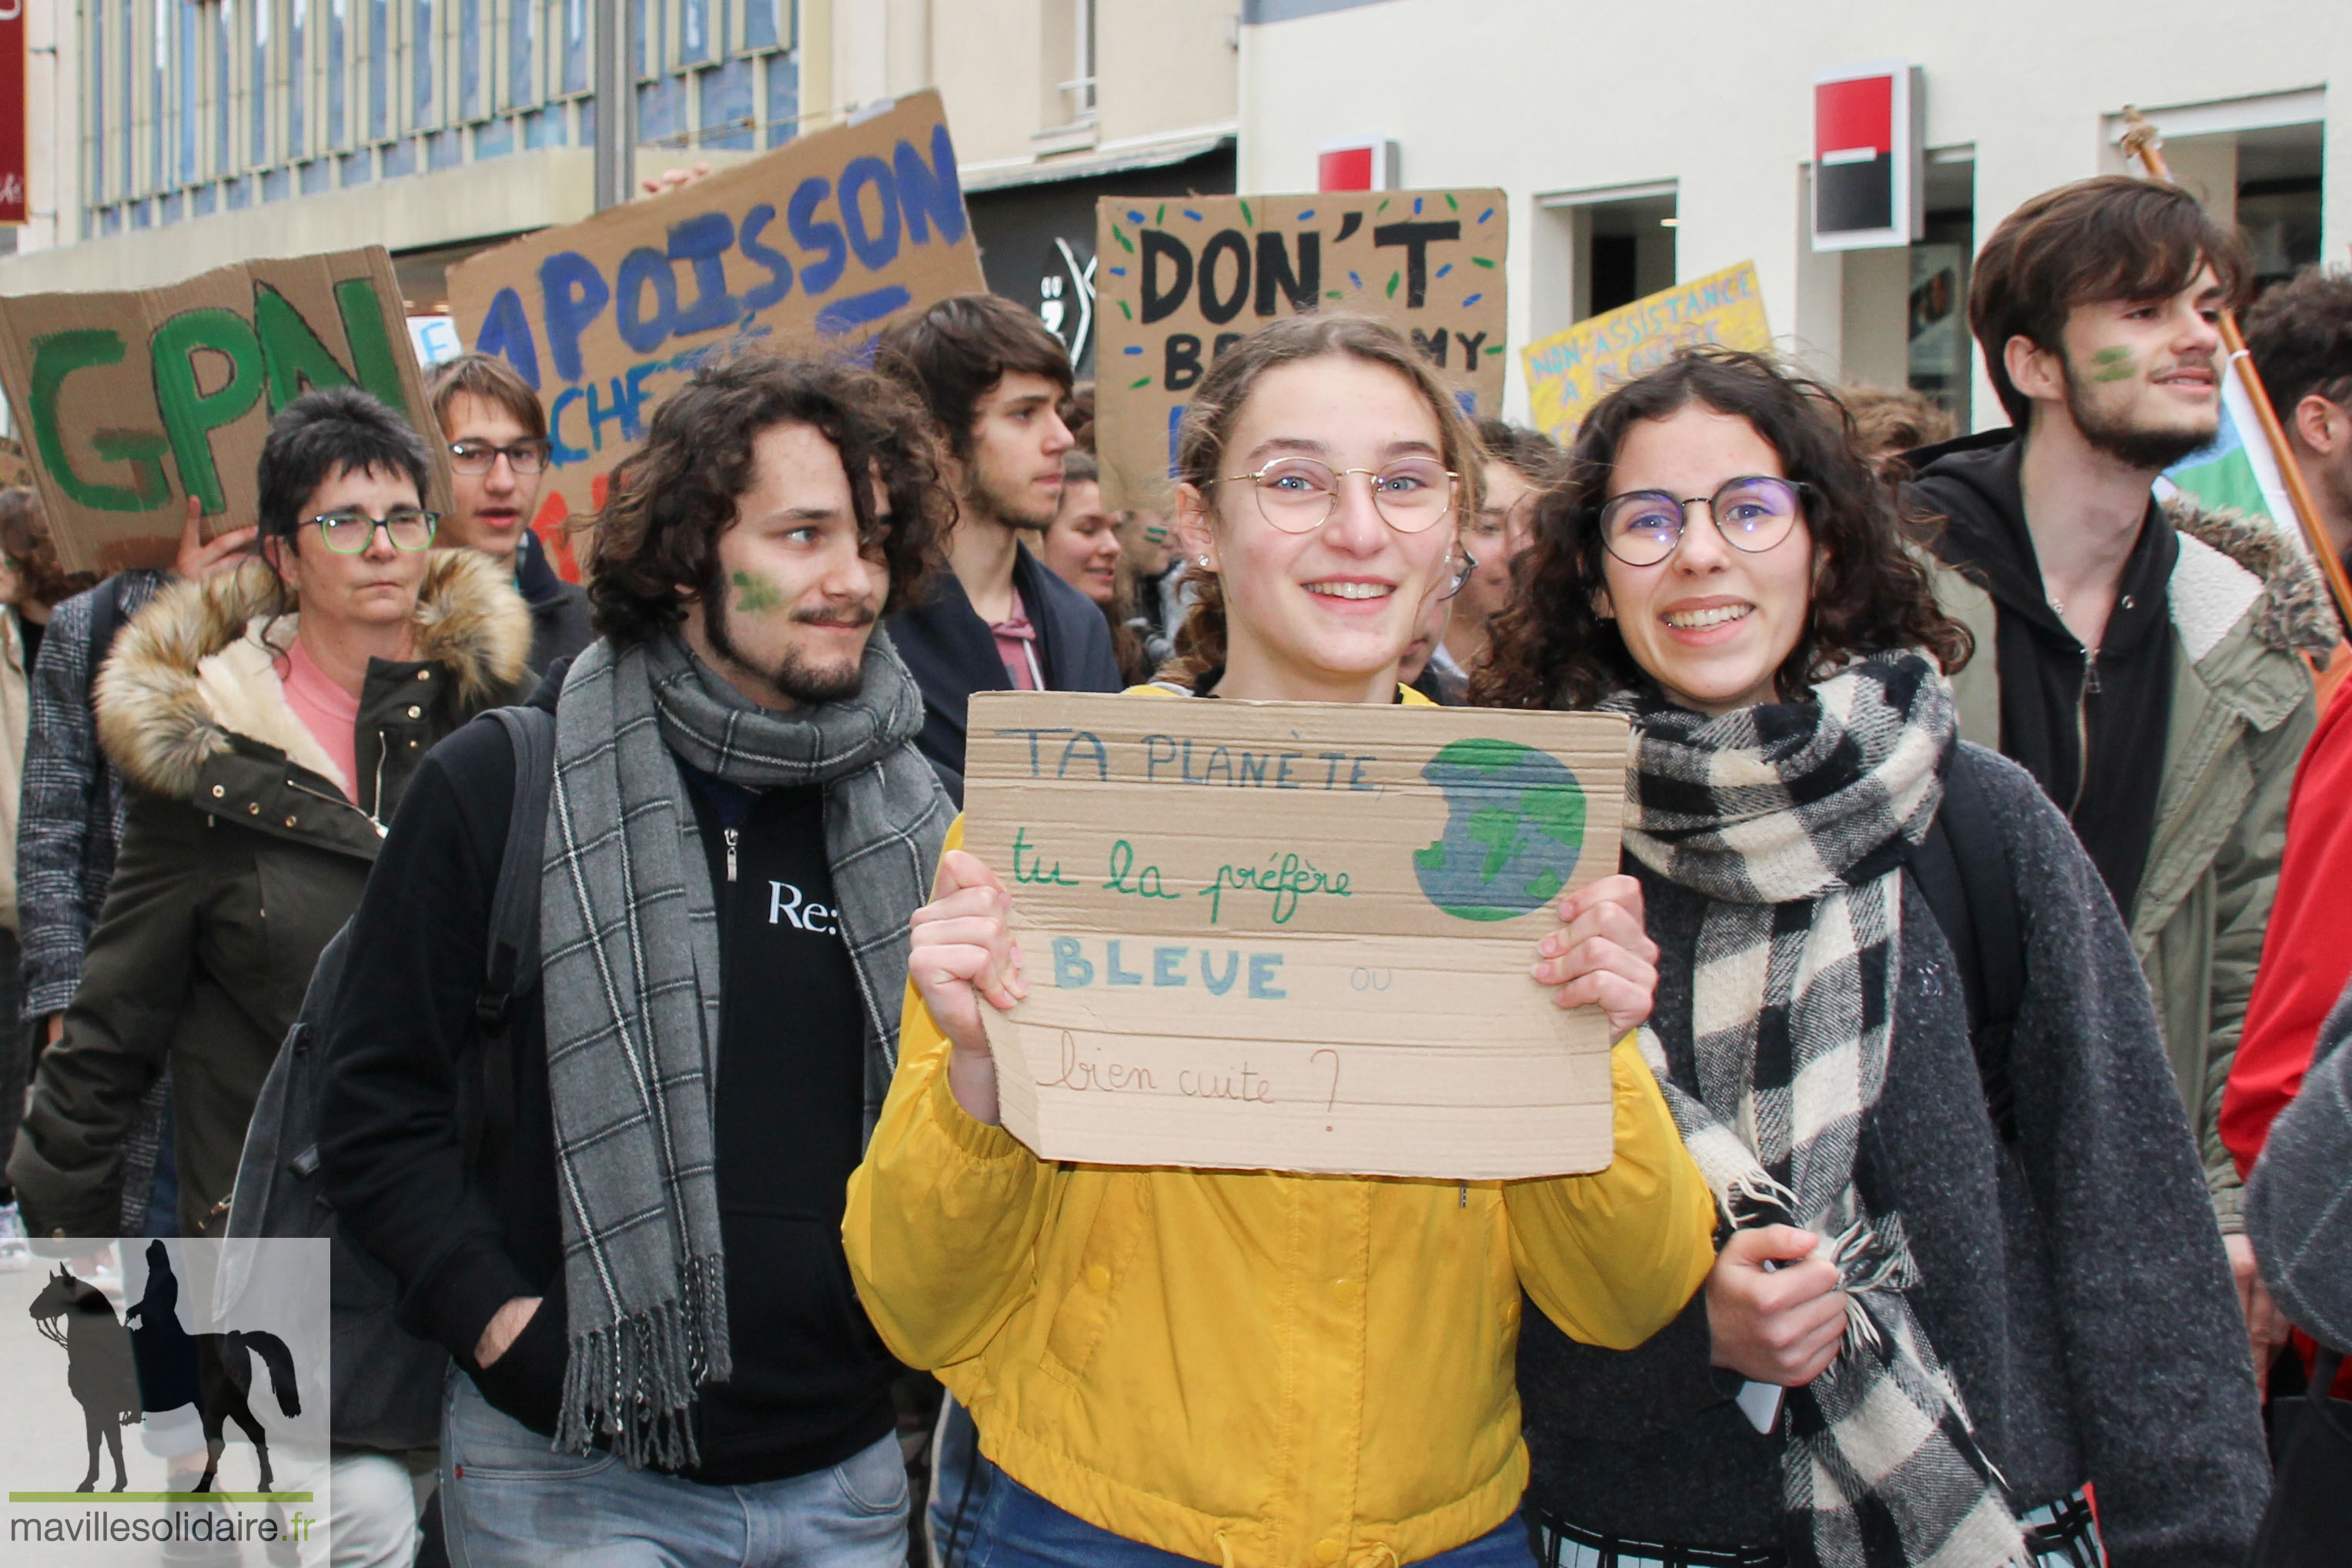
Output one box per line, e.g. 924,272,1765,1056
1216,456,1458,534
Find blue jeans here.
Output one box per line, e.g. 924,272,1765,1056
964,1472,1537,1567
440,1372,908,1568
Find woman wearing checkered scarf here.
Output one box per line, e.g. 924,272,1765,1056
1477,349,2267,1568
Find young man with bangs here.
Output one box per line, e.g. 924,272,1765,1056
1902,176,2332,1380
424,352,593,674
875,295,1122,803
316,355,952,1566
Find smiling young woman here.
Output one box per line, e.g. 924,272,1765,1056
1475,349,2270,1568
843,316,1718,1568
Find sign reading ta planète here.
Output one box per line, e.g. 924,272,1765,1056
961,692,1628,1181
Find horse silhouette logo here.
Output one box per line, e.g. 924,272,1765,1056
27,1241,303,1493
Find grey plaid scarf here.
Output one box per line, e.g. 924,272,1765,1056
540,628,947,1467
1605,651,2026,1568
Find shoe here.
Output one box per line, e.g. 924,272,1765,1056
0,1202,28,1272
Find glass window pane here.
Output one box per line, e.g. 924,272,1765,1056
679,0,705,63
460,0,480,119
764,50,795,147
744,0,777,50
413,0,433,125
369,0,386,139
253,0,270,164
509,0,534,109
560,0,585,93
475,116,514,158
152,0,166,195
329,0,346,147
632,0,647,77
698,58,750,150
88,0,103,202
637,73,681,145
179,2,198,183
288,0,306,161
523,104,564,146
121,0,134,195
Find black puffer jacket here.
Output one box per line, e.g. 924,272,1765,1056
6,554,530,1239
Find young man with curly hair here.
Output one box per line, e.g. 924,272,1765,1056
316,353,953,1566
1901,177,2334,1386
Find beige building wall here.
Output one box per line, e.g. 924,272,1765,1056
1238,0,2345,430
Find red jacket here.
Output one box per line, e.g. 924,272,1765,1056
2223,684,2352,1176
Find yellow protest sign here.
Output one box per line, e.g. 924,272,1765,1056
961,691,1629,1180
1521,261,1772,440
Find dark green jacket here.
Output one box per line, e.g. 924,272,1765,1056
7,553,530,1239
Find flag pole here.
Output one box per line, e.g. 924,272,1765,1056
2119,107,2352,635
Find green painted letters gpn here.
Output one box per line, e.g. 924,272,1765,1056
151,308,265,514
28,329,166,513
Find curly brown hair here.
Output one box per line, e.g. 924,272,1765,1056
1472,348,1970,712
1163,313,1485,689
589,353,951,647
0,487,89,610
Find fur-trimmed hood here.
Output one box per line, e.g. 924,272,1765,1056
2163,495,2343,658
96,549,532,804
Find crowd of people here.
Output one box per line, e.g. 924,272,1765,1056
3,167,2351,1568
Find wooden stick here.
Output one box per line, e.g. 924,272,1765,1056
2119,107,2352,634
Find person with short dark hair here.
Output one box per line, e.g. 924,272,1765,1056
2243,266,2352,573
7,384,530,1251
1480,347,2269,1568
424,351,593,672
1899,179,2334,1375
316,353,954,1567
875,295,1122,802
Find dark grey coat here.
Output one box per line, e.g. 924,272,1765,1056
2247,981,2352,1351
1518,743,2268,1566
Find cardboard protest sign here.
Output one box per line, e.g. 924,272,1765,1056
0,247,442,576
1521,261,1772,440
1092,190,1508,510
962,691,1628,1180
448,90,983,559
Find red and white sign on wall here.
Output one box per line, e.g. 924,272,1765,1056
0,0,25,226
1318,139,1400,193
1812,61,1922,251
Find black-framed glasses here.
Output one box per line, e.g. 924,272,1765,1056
448,438,551,476
1597,475,1812,567
1216,457,1458,534
306,508,440,554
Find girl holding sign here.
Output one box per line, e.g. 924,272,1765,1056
845,316,1718,1567
1477,349,2267,1567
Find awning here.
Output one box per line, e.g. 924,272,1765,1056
960,134,1235,195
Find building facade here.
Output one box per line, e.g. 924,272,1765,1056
0,0,1240,385
1237,0,2341,430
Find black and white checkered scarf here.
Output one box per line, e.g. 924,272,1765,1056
540,629,946,1468
1604,650,2027,1568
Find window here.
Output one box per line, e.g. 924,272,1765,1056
699,58,751,150
179,2,199,184
88,0,105,202
559,0,586,93
152,0,168,196
329,0,346,148
122,0,135,194
510,0,535,111
217,0,233,175
289,0,306,161
680,0,706,64
745,0,785,50
763,49,795,146
254,0,271,165
639,74,682,145
368,0,386,139
460,0,480,119
413,0,433,125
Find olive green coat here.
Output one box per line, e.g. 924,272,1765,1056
6,553,530,1239
1935,501,2333,1230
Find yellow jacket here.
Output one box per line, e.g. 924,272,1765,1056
842,688,1716,1568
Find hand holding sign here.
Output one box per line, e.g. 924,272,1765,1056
909,847,1029,1125
1534,874,1658,1034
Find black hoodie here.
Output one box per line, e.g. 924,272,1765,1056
1905,428,2176,918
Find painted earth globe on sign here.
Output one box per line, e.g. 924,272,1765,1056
1412,738,1587,922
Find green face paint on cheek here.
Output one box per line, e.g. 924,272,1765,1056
731,570,784,613
2088,345,2138,383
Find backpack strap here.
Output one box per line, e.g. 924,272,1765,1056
87,573,130,670
1909,744,2028,1142
477,705,556,1032
464,705,556,1168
